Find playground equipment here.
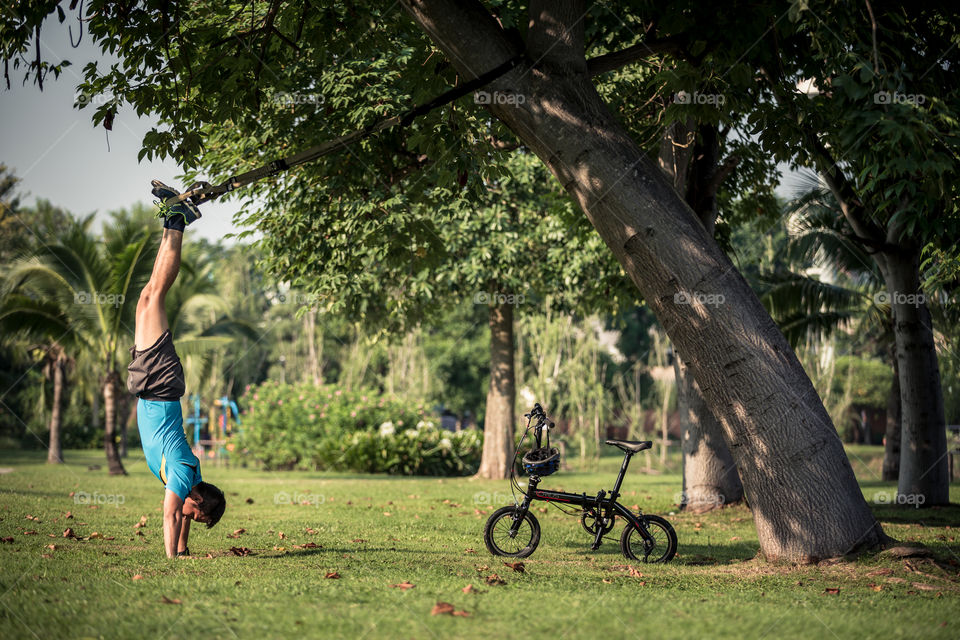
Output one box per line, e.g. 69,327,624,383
187,394,242,465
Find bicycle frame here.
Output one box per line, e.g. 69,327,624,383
510,449,656,546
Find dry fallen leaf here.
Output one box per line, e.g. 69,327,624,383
325,571,341,579
1,537,14,544
389,581,415,591
464,548,476,554
453,610,471,618
229,547,251,557
293,542,320,549
824,588,840,595
23,530,37,535
132,574,143,581
485,574,506,586
462,584,476,594
352,538,366,543
602,578,612,584
431,602,455,616
87,532,104,540
62,528,75,539
134,516,147,529
245,498,254,504
504,561,525,573
305,527,318,535
47,544,56,551
278,532,286,540
26,515,40,522
869,584,883,592
627,566,643,579
160,595,182,605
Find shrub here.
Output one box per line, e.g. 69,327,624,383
231,381,482,476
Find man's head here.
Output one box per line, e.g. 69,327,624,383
183,482,226,528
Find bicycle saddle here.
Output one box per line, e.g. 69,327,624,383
604,439,653,453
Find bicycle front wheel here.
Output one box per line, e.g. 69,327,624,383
484,506,541,558
620,514,677,563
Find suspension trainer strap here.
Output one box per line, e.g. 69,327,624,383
165,53,527,207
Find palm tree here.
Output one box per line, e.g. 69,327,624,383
2,215,156,474
758,174,900,474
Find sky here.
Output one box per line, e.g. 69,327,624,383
0,17,243,244
1,16,804,248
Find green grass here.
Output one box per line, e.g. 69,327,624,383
1,447,959,639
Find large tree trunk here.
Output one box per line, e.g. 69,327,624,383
403,0,887,560
102,371,126,475
46,348,65,464
675,356,744,512
882,345,901,482
876,249,948,505
660,121,744,511
476,302,516,479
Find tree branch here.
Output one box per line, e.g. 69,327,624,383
586,38,681,77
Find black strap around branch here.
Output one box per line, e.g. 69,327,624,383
165,53,527,207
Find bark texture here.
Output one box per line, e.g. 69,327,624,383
402,0,887,560
103,371,127,475
476,302,516,479
876,249,948,505
675,356,744,512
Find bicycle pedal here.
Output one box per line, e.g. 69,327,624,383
590,541,602,551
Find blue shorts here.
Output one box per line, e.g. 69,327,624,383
137,399,202,501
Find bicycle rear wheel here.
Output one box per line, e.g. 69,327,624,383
484,506,541,558
620,514,677,563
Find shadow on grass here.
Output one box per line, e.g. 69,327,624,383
870,503,960,527
555,540,758,565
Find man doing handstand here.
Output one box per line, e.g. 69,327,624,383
127,180,226,557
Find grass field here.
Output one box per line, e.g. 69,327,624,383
1,446,958,639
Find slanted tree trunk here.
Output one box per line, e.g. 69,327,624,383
660,121,743,511
882,346,901,482
46,347,66,464
675,356,743,512
876,248,948,505
476,302,516,479
102,371,126,475
403,0,887,560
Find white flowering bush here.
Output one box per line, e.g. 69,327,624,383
337,422,483,476
232,382,482,475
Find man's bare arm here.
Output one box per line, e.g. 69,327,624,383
163,489,184,558
177,516,191,554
